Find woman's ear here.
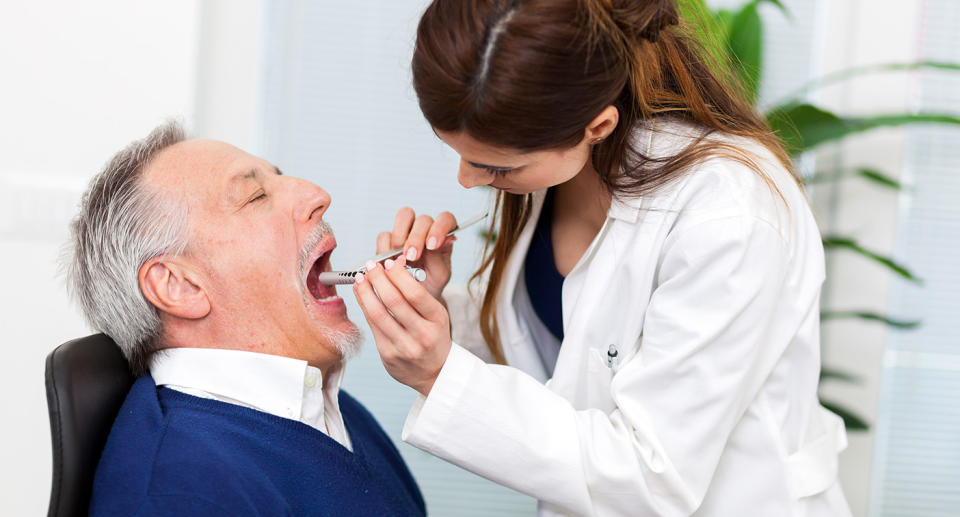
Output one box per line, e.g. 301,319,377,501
138,258,210,320
585,105,620,143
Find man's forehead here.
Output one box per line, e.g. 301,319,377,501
144,139,268,190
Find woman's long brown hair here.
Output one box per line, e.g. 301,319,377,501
412,0,797,364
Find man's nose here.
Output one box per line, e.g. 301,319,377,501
458,160,493,189
293,179,331,222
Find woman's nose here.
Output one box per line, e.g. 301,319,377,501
457,160,492,189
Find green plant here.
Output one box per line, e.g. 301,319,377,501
686,0,960,430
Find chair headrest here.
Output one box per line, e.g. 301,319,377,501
45,334,134,517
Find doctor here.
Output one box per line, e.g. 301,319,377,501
354,0,852,515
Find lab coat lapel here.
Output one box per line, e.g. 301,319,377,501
495,190,550,382
549,195,650,408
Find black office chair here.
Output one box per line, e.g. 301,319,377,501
45,334,134,517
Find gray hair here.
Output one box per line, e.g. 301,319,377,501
64,120,190,376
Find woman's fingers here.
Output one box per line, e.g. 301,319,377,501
385,256,446,322
362,260,425,331
426,211,458,251
382,208,458,258
376,231,392,254
353,268,406,342
404,214,435,261
353,256,453,397
391,207,416,249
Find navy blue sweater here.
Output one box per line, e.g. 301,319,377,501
90,376,425,516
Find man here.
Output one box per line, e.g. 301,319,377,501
65,121,425,516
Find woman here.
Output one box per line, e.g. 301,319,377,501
353,0,851,515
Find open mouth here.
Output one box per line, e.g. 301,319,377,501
306,246,339,304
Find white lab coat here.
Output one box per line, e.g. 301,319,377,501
402,121,851,516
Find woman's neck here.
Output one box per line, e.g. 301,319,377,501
547,164,612,277
552,163,611,231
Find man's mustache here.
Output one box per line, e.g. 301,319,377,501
298,221,335,276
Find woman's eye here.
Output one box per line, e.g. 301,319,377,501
484,167,512,177
249,191,267,203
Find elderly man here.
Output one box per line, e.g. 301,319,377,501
65,121,425,516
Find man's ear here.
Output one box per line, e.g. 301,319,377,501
584,105,620,143
139,258,210,320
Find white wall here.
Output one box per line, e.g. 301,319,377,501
192,0,266,150
0,1,200,513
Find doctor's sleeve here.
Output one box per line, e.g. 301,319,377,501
403,215,795,516
441,283,496,363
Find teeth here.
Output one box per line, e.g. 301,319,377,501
314,295,340,303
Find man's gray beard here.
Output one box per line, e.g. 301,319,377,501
323,323,364,361
298,219,364,361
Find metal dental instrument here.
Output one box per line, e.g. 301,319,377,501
317,266,427,285
316,211,489,286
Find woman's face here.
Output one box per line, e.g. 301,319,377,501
435,129,594,195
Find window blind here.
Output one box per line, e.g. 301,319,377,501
871,1,960,515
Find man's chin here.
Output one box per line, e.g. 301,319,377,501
323,322,364,361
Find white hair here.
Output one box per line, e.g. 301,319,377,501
296,220,365,360
64,121,189,376
325,326,364,361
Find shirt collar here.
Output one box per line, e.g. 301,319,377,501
149,347,342,423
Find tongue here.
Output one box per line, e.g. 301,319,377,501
307,257,329,299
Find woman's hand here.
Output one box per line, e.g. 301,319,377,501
354,255,452,396
378,207,457,302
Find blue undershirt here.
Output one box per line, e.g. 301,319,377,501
524,189,565,342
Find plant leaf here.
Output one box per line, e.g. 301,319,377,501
767,103,960,154
806,168,905,190
755,0,791,18
679,0,733,79
711,9,735,41
820,399,870,431
728,3,763,105
856,168,905,190
766,104,843,154
821,311,922,329
781,61,960,104
822,236,922,284
820,368,860,383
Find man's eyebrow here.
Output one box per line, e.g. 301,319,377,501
467,160,513,170
231,165,281,183
231,169,260,183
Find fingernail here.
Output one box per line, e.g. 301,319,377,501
355,273,365,284
384,259,395,270
406,248,417,261
426,237,438,250
365,260,376,271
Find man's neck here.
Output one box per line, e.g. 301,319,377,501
160,325,343,385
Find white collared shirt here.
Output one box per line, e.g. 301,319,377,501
150,347,352,451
